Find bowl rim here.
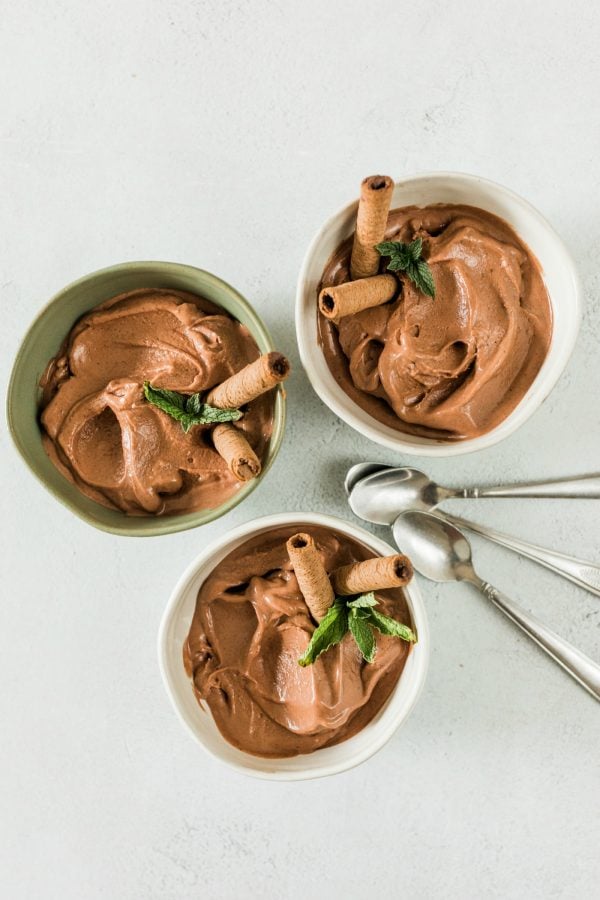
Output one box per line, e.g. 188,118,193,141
295,170,582,457
6,260,286,537
157,511,430,781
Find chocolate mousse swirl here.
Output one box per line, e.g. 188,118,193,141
319,204,553,440
40,288,274,515
184,525,413,758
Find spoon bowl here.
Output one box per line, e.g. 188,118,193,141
344,462,389,496
391,511,600,701
349,467,453,525
348,464,600,526
392,510,475,583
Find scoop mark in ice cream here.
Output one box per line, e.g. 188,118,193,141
319,203,553,441
39,287,274,516
183,525,415,758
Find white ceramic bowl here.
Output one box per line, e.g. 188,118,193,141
296,172,581,456
158,512,429,780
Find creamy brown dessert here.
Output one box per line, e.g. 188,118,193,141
40,287,288,516
318,177,553,440
184,525,415,758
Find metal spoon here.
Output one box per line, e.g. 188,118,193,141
349,466,600,526
347,468,600,597
344,461,389,496
448,513,600,598
392,510,600,701
349,466,444,523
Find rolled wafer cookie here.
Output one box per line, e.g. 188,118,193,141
319,273,397,320
286,533,335,623
350,175,394,280
206,352,289,409
212,423,261,482
331,554,413,596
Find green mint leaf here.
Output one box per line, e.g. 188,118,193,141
185,392,203,415
404,259,436,299
297,589,416,667
190,404,242,425
143,382,188,419
377,238,435,298
179,404,242,431
144,382,242,432
405,261,418,283
180,416,195,434
415,259,436,297
348,608,376,662
298,601,348,667
366,608,417,643
375,241,403,256
408,237,423,261
377,241,410,270
347,591,377,609
160,391,186,410
385,257,406,272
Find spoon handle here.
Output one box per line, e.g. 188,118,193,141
449,514,600,598
476,578,600,701
463,473,600,499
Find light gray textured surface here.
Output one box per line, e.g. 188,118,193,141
2,1,600,898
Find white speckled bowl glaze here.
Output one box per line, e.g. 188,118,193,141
158,512,429,781
296,172,581,456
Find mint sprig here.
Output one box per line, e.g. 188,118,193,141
298,591,416,667
143,382,242,433
348,608,377,663
376,237,436,298
297,601,348,667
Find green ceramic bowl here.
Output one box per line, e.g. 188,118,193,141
7,261,286,537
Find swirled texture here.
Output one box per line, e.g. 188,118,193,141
40,288,273,515
319,205,553,440
184,525,413,758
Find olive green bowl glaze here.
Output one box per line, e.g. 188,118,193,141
7,261,286,537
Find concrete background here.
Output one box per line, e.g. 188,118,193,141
2,1,599,897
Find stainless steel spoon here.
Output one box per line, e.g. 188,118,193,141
344,461,389,496
392,510,600,701
347,467,600,597
349,465,600,525
448,513,600,598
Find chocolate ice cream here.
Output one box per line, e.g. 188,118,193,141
40,288,274,515
319,204,553,440
184,524,414,758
